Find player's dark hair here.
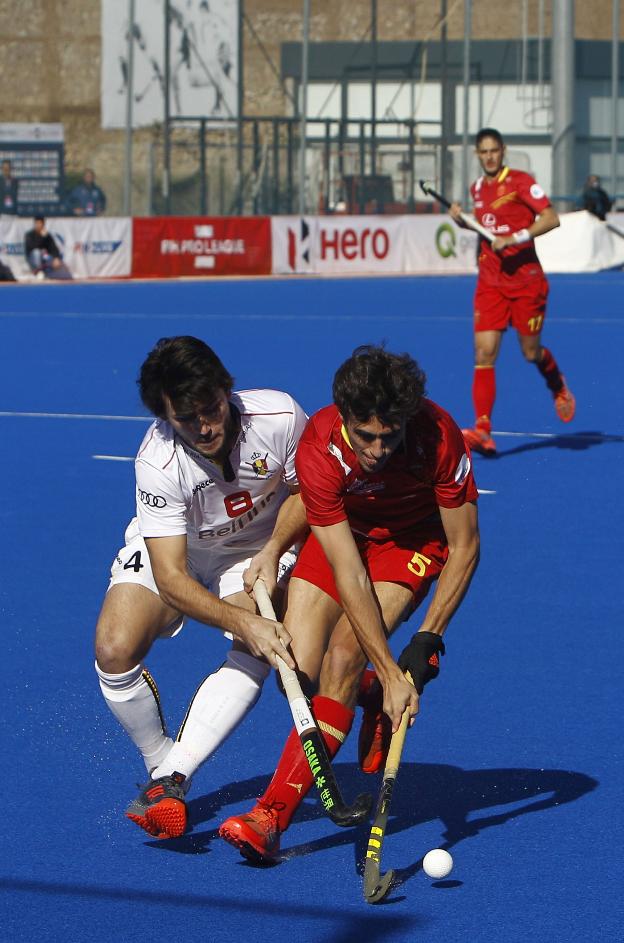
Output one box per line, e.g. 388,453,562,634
138,336,234,419
332,345,426,425
475,127,504,148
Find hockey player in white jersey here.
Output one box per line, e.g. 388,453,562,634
94,336,309,839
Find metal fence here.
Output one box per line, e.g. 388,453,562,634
147,115,452,216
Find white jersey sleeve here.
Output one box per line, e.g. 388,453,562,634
282,393,308,486
135,421,190,538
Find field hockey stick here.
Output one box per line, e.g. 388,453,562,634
363,670,414,904
419,179,495,243
254,579,372,827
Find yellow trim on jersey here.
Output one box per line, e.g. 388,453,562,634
341,424,352,449
492,191,518,210
498,166,510,183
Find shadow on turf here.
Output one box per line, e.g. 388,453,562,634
152,762,597,898
483,430,624,460
0,877,418,938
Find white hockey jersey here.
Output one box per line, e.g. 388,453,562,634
135,389,308,555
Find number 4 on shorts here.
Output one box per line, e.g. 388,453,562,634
123,551,144,573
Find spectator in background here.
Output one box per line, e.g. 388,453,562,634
0,260,16,281
0,159,18,216
24,216,72,280
69,168,106,216
577,175,613,221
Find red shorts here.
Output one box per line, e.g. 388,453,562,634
292,523,449,612
474,271,549,336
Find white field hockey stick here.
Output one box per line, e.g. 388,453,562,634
419,179,495,243
254,579,372,827
363,671,414,904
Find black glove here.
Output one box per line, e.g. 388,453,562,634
397,631,445,694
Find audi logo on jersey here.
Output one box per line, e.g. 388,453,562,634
139,490,167,508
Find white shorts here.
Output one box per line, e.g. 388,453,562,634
108,518,298,637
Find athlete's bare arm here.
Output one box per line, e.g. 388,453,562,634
449,201,470,227
311,519,419,731
243,487,310,596
415,501,479,637
144,534,295,669
491,205,560,252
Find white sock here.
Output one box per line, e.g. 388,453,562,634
95,661,174,774
152,650,270,781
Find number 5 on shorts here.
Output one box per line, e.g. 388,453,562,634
407,552,432,578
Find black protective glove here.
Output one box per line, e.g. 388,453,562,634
397,631,446,694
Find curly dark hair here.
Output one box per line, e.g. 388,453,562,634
332,344,427,425
138,336,234,419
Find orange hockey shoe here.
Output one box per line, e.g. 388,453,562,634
358,706,392,774
219,802,281,864
125,772,187,839
554,378,576,423
462,425,497,456
357,669,392,774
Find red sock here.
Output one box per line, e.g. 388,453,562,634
472,366,496,429
537,347,564,394
259,695,354,832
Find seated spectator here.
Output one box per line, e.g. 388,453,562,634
24,217,72,280
0,260,16,282
0,159,18,216
577,174,613,221
69,168,106,216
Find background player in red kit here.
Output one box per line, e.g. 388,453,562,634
219,345,480,863
450,127,575,456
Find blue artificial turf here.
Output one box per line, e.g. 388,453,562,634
1,272,622,942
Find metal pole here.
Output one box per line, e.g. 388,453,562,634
199,119,207,214
219,155,225,215
147,140,155,215
371,0,377,177
287,119,294,213
123,0,135,216
323,119,331,212
252,120,260,215
461,0,472,205
407,119,415,212
163,0,171,214
611,0,620,201
237,0,244,214
440,0,452,197
551,0,575,209
273,119,280,214
358,123,366,213
538,0,545,102
298,0,310,214
521,0,528,89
